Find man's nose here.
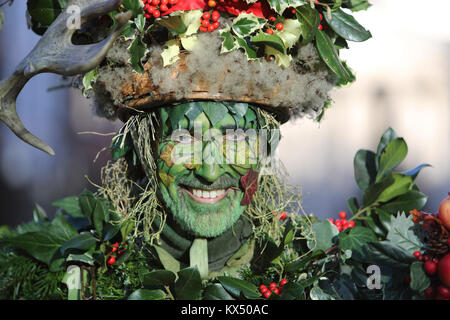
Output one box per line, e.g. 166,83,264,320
194,141,225,183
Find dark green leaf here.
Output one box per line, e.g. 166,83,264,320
60,233,97,255
353,241,415,268
296,5,320,44
78,190,97,222
121,0,142,18
103,223,120,242
129,35,147,74
143,270,176,288
347,197,359,216
52,196,83,218
285,249,326,272
128,289,166,300
354,149,377,191
235,37,258,60
203,284,235,300
93,199,110,236
250,32,286,54
27,0,68,35
324,8,372,42
315,30,353,84
362,174,395,206
174,267,202,300
280,282,304,300
217,276,260,299
409,262,430,292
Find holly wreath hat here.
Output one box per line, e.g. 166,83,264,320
0,0,371,154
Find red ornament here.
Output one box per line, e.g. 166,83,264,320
438,253,450,288
424,261,437,276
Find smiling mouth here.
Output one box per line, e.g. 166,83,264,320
180,186,235,204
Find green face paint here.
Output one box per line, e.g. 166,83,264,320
155,102,264,238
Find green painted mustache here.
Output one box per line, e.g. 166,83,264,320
176,174,240,191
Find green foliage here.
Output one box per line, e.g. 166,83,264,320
26,0,68,35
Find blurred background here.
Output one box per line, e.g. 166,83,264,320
0,0,448,227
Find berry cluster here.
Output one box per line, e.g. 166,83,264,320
413,251,450,300
328,211,355,232
106,242,127,266
142,0,178,19
259,279,288,298
199,10,221,33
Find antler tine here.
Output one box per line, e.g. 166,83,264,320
0,0,131,155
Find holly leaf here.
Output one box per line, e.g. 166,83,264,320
121,0,142,18
27,0,68,35
296,4,320,44
157,15,188,35
52,196,84,218
129,35,147,73
236,37,258,60
266,0,308,14
60,233,97,255
203,284,235,300
275,18,302,49
324,8,372,42
240,168,259,205
174,267,202,300
220,26,238,53
251,32,286,54
232,13,266,38
217,276,260,299
142,270,176,288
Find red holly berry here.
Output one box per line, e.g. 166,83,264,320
269,282,277,289
212,11,220,21
424,261,437,275
424,286,435,299
269,16,276,22
348,220,355,228
318,24,323,30
203,12,211,20
423,255,430,262
275,23,284,31
153,10,161,18
266,28,274,35
280,279,288,286
107,256,116,265
263,291,271,298
413,251,422,259
272,288,279,294
201,19,210,27
259,285,268,294
169,0,177,4
319,13,323,21
208,0,216,7
212,22,220,29
208,25,215,32
151,0,159,5
339,211,347,219
279,212,287,220
113,242,119,247
200,26,207,32
111,246,118,253
160,4,169,11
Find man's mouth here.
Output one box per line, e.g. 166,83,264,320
180,186,234,204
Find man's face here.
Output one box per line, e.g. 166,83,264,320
155,102,263,238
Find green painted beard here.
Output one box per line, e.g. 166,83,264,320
155,102,263,238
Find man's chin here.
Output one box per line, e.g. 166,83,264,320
170,188,245,238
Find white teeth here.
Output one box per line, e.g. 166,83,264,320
190,188,226,199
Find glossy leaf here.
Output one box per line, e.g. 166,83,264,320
266,0,308,14
296,5,320,44
353,149,377,191
377,174,413,203
60,233,97,255
307,220,339,251
217,276,260,299
338,226,377,253
251,32,286,54
143,270,177,288
324,8,372,42
375,127,398,168
232,13,265,38
174,267,202,300
315,30,353,84
376,138,408,182
52,196,83,218
128,289,166,300
203,284,235,300
129,35,147,74
381,190,428,214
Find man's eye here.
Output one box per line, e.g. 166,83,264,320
224,133,246,142
174,134,196,144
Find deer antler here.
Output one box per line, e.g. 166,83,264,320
0,0,132,155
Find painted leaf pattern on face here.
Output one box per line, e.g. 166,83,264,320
160,143,175,167
240,168,259,206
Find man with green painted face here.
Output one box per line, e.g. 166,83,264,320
127,101,279,278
